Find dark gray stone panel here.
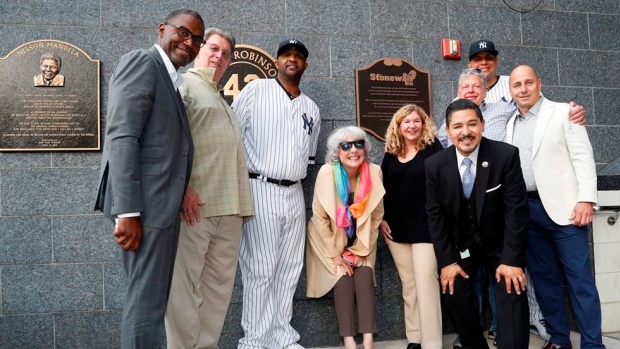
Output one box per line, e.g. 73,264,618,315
0,314,54,349
301,77,356,123
218,301,244,349
377,239,401,297
0,0,100,26
194,0,286,33
1,167,99,215
54,215,119,263
555,0,620,14
589,14,620,51
55,311,122,349
522,10,589,49
370,1,448,40
411,40,467,82
432,81,457,127
0,25,50,57
588,126,620,164
593,88,620,125
559,50,620,88
0,216,51,265
104,262,126,310
101,0,196,27
293,299,341,347
288,0,370,36
541,86,594,124
484,0,554,10
52,152,102,167
495,45,559,85
448,4,521,45
2,263,103,314
331,37,412,78
52,27,153,75
375,294,406,340
234,34,330,78
0,153,51,169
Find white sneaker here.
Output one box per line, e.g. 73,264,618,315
530,319,551,341
284,343,305,349
453,337,462,349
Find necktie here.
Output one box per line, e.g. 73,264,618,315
462,157,474,199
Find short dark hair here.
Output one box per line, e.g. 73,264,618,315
446,99,483,126
164,8,204,26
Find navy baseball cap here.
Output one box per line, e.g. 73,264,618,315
469,39,499,60
277,39,308,59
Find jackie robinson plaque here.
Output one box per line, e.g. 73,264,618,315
0,40,100,151
355,58,432,141
220,44,277,105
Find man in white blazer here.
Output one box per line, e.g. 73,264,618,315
505,65,604,349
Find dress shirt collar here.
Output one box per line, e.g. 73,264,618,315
518,96,544,118
455,144,480,174
187,67,222,91
153,44,184,89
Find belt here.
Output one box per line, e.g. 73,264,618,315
527,191,540,199
249,173,298,187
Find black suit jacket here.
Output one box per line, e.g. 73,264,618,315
425,137,529,269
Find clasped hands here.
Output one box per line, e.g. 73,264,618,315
440,263,526,295
333,251,367,276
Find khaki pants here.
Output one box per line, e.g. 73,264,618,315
165,215,243,349
388,242,442,349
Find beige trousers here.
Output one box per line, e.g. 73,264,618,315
388,242,442,349
165,215,243,349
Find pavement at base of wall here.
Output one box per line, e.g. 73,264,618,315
312,332,620,349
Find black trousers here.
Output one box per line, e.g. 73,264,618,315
442,245,529,349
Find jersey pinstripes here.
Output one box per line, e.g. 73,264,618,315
485,75,512,104
232,78,321,349
233,79,320,181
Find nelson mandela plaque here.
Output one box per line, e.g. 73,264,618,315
355,58,432,141
0,40,100,151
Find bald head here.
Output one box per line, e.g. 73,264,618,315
509,65,542,114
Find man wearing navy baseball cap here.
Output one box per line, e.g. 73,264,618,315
277,38,309,59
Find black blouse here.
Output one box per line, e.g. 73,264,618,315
381,139,443,244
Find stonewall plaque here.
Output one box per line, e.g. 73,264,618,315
355,58,432,141
220,44,277,105
0,40,100,151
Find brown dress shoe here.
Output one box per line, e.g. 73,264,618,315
542,342,572,349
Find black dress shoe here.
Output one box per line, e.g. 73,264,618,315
406,343,421,349
542,342,572,349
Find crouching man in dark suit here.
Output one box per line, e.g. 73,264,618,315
425,99,530,349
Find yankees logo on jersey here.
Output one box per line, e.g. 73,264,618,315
302,112,314,135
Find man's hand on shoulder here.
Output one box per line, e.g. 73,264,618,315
495,264,526,295
113,216,142,251
568,102,586,125
440,264,469,295
570,201,594,226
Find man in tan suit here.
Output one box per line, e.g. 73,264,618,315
505,65,604,349
165,28,254,349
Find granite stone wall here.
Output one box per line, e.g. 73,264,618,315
1,0,619,348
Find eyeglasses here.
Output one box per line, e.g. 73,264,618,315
205,43,232,60
164,22,206,48
339,140,365,152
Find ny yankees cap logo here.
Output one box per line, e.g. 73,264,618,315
479,41,487,49
289,39,298,44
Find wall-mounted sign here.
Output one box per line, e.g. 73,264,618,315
220,44,277,105
355,58,432,141
0,40,100,151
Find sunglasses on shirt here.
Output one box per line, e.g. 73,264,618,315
339,140,365,152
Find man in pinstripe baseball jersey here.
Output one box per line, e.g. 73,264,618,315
232,39,321,349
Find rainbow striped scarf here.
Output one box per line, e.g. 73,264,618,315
334,161,373,238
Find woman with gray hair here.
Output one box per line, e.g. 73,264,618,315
306,126,385,349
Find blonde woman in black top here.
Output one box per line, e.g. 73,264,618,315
381,104,443,349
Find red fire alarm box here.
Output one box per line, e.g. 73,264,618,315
442,39,461,60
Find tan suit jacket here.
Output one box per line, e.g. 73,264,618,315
306,162,385,297
505,97,597,225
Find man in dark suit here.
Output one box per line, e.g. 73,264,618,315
425,99,530,349
94,9,204,348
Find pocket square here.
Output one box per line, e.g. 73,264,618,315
486,184,501,193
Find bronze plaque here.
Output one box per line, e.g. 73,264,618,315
220,44,277,105
355,58,432,141
0,40,100,151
